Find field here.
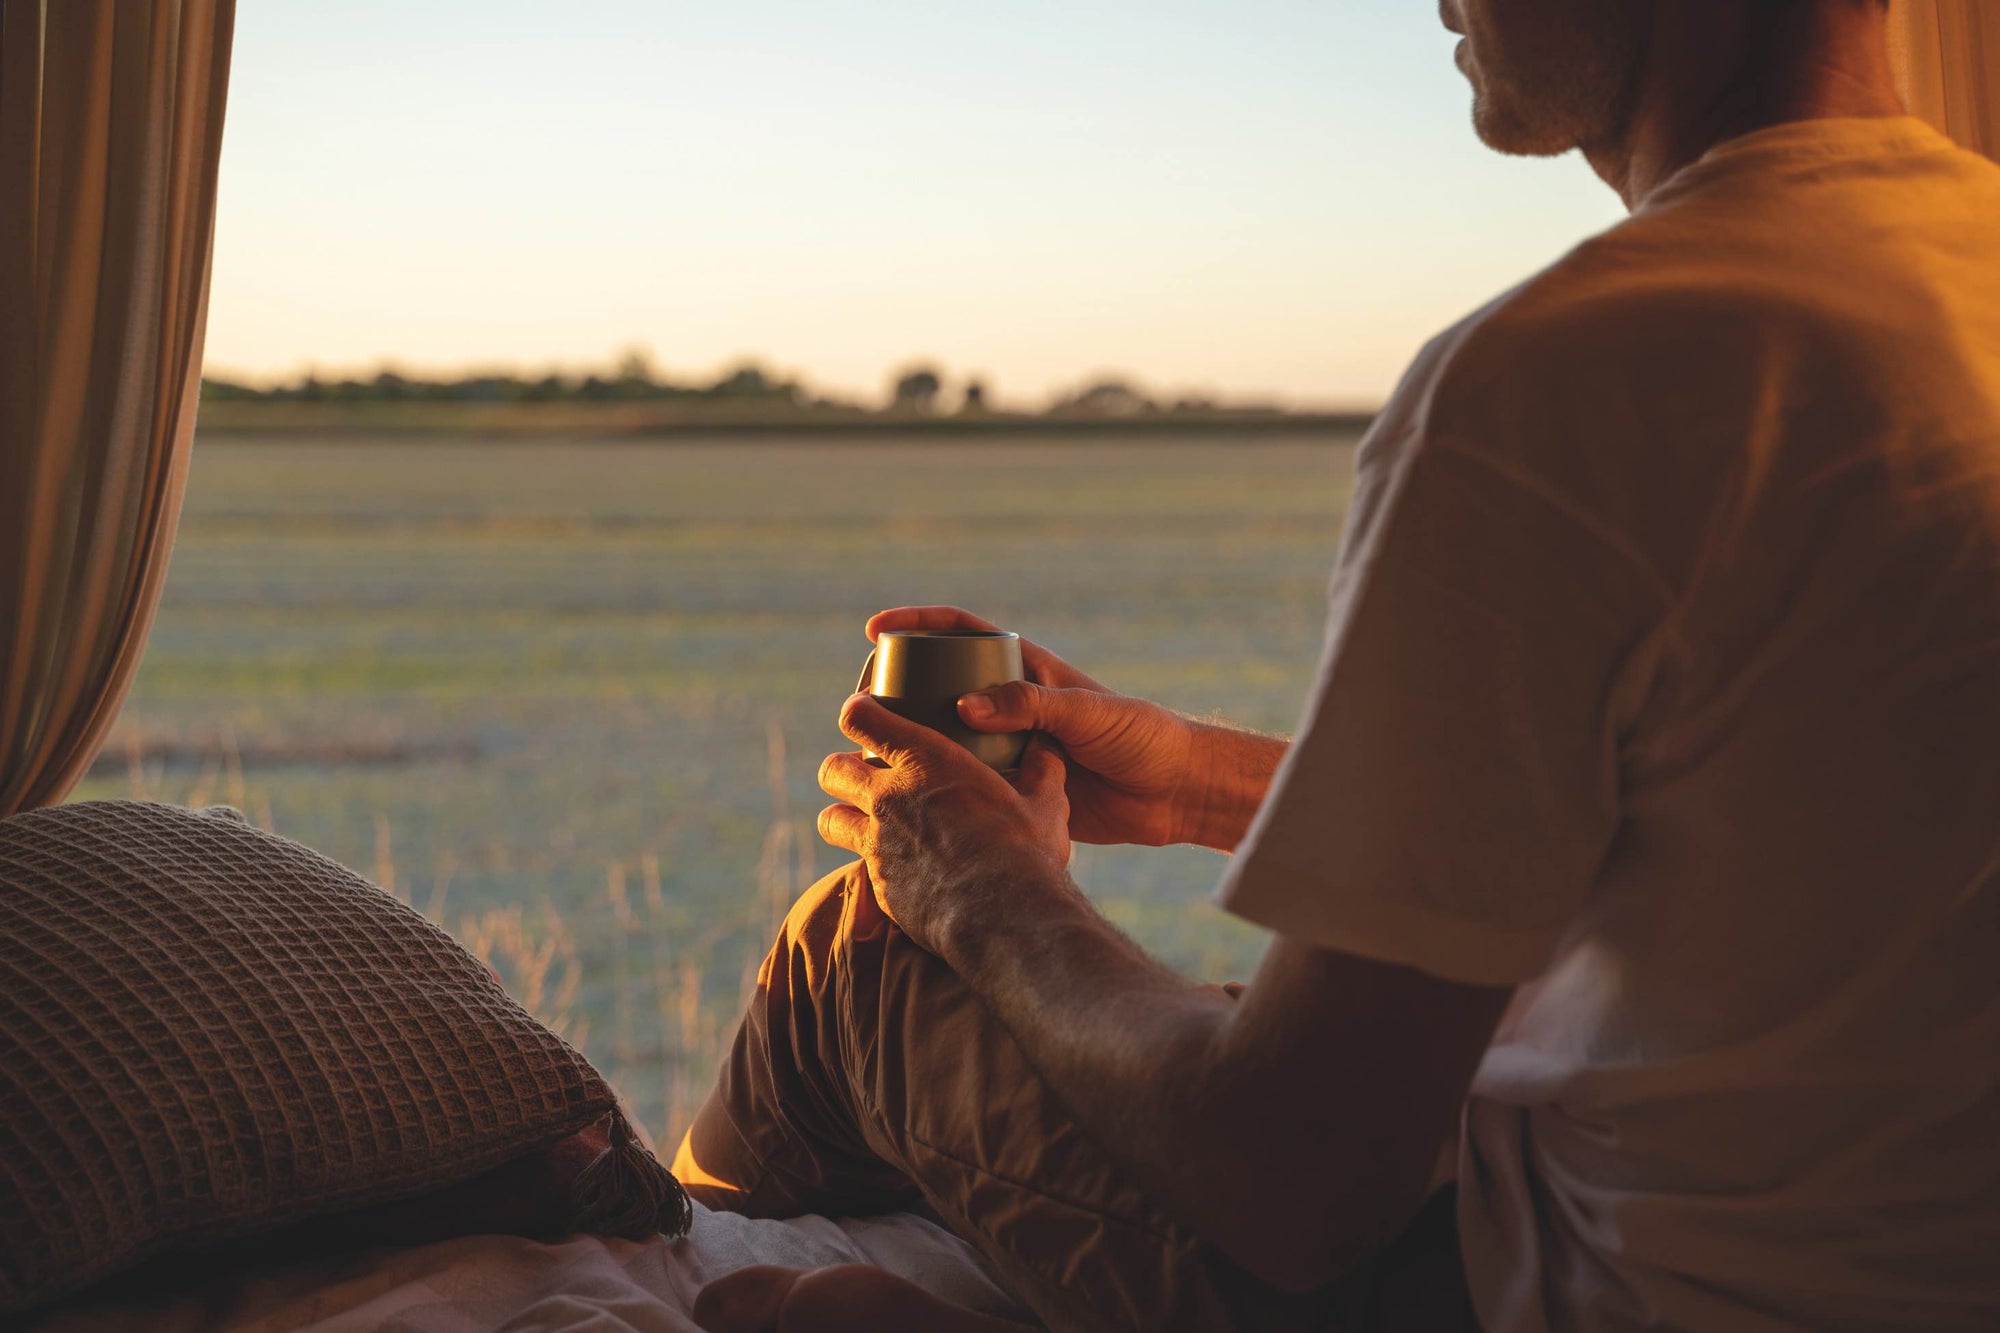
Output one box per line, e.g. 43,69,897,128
75,432,1361,1137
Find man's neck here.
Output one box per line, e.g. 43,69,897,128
1586,1,1907,209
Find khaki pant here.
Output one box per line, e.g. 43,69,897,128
674,863,1475,1333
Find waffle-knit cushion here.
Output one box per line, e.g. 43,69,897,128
0,800,620,1314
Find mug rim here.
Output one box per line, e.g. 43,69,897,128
876,629,1019,641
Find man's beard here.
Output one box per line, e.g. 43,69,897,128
1466,3,1651,158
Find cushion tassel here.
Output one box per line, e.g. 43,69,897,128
566,1110,694,1241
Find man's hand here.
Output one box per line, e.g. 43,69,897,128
817,692,1073,956
867,606,1286,852
821,691,1512,1291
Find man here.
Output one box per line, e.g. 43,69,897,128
683,2,2000,1329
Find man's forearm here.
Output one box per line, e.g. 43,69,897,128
1173,723,1288,852
937,858,1366,1291
941,865,1247,1238
937,864,1497,1293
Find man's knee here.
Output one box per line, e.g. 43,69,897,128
672,862,891,1215
755,860,993,1148
761,860,892,999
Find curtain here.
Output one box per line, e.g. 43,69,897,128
1893,0,2000,158
0,0,234,817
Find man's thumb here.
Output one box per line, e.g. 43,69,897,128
1015,736,1067,802
959,679,1068,733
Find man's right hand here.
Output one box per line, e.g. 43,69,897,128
865,606,1285,851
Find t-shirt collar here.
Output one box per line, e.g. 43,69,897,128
1638,115,1956,212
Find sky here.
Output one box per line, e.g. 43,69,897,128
205,1,1626,409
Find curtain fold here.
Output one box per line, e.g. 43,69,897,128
0,0,234,817
1893,0,2000,159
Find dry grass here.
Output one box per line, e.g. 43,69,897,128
108,722,819,1141
88,435,1342,1141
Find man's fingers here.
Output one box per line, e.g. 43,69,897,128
839,693,947,766
1016,740,1072,864
1015,738,1067,804
817,750,881,810
863,607,1104,693
1018,640,1105,692
817,803,867,853
865,605,1002,641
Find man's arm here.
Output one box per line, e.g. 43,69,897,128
939,863,1510,1293
819,695,1510,1292
1175,720,1288,851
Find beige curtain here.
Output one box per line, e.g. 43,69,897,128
1893,0,2000,158
0,0,233,817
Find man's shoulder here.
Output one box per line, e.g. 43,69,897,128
1355,214,1851,568
1381,205,1899,467
1437,223,1809,395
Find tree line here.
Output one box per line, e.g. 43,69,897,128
199,349,1255,419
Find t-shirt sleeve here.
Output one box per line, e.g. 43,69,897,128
1214,428,1670,986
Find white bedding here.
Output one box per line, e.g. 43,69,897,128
35,1205,1034,1332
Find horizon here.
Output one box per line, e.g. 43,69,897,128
198,351,1361,413
204,2,1626,410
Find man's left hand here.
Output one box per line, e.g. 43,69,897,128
817,692,1072,956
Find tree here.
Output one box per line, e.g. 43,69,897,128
199,377,257,403
615,345,658,387
890,365,944,413
1052,377,1155,417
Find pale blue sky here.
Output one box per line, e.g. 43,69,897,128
206,1,1625,407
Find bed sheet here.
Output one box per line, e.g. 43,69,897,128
34,1204,1034,1332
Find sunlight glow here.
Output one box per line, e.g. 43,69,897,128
204,1,1625,408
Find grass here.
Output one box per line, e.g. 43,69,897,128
191,397,1374,437
76,432,1360,1138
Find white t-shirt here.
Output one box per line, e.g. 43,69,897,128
1217,117,2000,1332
